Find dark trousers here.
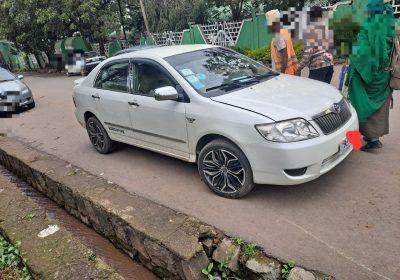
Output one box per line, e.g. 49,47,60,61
309,66,334,84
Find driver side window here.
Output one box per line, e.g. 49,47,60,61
95,61,130,93
135,62,174,96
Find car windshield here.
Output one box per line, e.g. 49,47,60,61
0,68,15,82
165,47,277,97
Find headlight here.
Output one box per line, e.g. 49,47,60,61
256,119,319,143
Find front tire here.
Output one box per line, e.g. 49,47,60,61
86,116,116,154
198,139,254,199
27,100,35,109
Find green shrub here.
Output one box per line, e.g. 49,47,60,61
243,42,304,67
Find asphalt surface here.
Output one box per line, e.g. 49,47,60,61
0,71,399,280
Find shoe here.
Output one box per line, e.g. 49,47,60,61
361,140,383,152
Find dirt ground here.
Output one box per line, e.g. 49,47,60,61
0,70,399,280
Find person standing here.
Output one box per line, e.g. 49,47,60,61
348,0,395,151
266,10,299,75
297,6,334,84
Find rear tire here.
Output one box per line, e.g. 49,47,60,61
198,139,254,199
27,100,35,109
86,116,116,154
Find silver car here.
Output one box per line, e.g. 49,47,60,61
73,45,358,198
0,67,35,113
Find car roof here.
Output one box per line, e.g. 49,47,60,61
113,45,156,56
114,44,216,60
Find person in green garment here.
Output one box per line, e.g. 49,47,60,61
348,0,395,151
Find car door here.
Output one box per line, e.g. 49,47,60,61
92,59,134,139
129,59,189,157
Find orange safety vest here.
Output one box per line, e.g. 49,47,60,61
271,29,299,75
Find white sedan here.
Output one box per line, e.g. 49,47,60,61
73,45,358,198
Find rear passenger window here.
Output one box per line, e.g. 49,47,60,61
95,61,129,93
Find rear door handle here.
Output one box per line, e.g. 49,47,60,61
128,101,139,107
91,94,100,100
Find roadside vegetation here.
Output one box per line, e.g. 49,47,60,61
241,42,304,66
0,0,330,55
0,235,31,280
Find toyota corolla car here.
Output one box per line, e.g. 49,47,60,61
73,45,358,198
0,67,35,113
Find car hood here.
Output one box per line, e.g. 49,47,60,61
0,80,26,93
211,74,343,121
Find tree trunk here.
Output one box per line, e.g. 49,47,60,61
139,0,151,37
116,0,127,40
99,37,106,56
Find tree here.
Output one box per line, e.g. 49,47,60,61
142,0,208,32
207,0,246,21
0,0,121,55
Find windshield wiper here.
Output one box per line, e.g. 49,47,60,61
205,76,260,92
205,82,242,92
205,72,279,92
254,72,280,80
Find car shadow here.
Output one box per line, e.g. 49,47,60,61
112,141,348,204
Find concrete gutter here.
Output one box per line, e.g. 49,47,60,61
0,168,124,279
0,136,334,280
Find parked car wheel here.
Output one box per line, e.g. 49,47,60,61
81,69,87,76
86,116,116,154
198,139,254,199
27,101,35,109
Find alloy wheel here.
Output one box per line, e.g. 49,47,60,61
87,120,105,150
202,149,246,194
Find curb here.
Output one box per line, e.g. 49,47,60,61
0,136,334,280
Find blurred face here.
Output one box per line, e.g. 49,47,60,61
268,22,281,34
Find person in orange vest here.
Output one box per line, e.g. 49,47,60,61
266,10,299,75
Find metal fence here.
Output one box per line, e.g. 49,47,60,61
152,31,184,46
92,0,400,53
393,0,400,15
201,21,243,47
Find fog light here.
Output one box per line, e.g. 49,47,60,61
284,167,307,177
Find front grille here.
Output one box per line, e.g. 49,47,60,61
313,99,352,135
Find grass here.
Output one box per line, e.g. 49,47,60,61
0,235,31,280
281,260,296,280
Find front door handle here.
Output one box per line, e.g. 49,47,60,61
128,101,139,107
91,94,100,100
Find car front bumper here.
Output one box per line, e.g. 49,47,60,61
0,90,34,111
246,107,359,185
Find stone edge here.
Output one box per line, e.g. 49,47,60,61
0,136,334,280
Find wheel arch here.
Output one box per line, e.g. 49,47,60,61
195,133,248,161
84,111,97,124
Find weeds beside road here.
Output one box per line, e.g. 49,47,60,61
0,236,31,280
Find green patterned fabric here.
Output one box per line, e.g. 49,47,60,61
349,1,395,123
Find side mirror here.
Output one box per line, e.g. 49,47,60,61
17,75,24,80
154,86,179,101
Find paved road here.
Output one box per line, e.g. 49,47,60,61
1,72,399,280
